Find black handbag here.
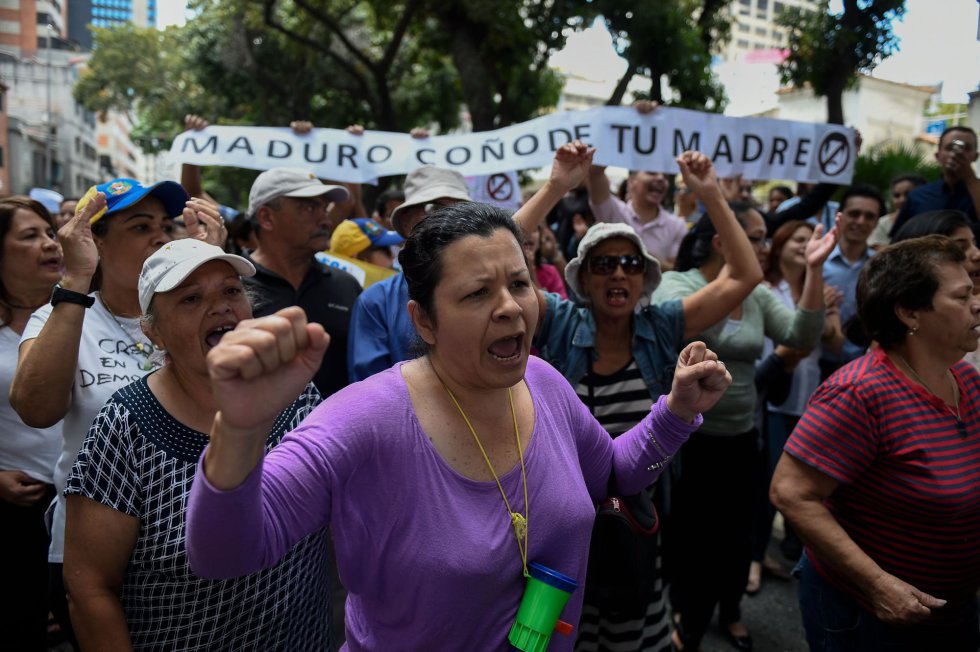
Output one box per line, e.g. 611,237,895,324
580,354,663,616
584,488,661,617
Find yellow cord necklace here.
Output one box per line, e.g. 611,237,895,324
434,367,529,577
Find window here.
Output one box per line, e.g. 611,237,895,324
774,1,785,13
737,39,750,48
755,27,767,36
739,24,750,32
757,0,768,9
773,30,783,39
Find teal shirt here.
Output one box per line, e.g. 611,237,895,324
652,269,825,434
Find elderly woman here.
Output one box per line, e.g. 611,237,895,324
771,235,980,651
9,180,224,642
0,197,63,650
63,239,330,650
185,203,732,651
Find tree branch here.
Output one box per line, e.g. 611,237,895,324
606,60,637,106
261,1,374,105
291,0,377,73
379,0,421,73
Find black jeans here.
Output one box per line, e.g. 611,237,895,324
670,428,757,648
0,487,55,652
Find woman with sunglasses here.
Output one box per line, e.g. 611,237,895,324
532,151,766,652
653,194,836,651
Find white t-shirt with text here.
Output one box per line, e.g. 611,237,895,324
22,294,161,562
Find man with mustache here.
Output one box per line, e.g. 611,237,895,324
244,167,361,398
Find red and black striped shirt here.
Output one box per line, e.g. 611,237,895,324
785,346,980,626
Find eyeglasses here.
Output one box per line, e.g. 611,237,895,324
747,235,772,250
289,198,330,215
587,255,646,276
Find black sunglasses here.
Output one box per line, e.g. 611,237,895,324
587,255,646,276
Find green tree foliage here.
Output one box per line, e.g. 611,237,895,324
851,141,940,206
777,0,906,124
596,0,731,111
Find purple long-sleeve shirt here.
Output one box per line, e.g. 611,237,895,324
186,356,701,651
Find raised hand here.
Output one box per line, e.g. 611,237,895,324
946,145,978,182
0,470,48,507
207,307,330,435
184,114,209,131
290,120,313,135
346,124,365,136
633,99,660,115
675,151,719,200
549,140,595,193
805,222,838,268
59,190,105,291
823,285,843,312
868,571,946,625
665,341,731,423
183,197,228,247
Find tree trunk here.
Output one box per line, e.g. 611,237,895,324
697,0,728,53
441,14,496,131
825,77,846,125
606,61,637,106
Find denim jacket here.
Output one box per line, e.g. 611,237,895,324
534,293,685,400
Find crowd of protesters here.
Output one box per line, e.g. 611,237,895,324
1,100,979,652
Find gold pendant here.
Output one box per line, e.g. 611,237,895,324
511,512,527,541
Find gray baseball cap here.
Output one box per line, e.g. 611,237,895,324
247,167,350,217
389,166,472,236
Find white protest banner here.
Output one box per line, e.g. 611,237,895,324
465,172,522,211
168,107,856,184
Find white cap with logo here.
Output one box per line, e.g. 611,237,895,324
138,239,256,313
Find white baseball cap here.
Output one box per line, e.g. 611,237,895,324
139,239,255,313
389,166,472,236
246,167,349,217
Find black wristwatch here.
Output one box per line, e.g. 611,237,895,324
50,284,95,308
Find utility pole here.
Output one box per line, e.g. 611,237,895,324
44,23,54,189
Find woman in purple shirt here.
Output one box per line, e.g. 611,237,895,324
186,203,733,651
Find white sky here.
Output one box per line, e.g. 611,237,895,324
158,0,979,103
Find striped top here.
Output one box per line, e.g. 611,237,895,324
574,359,653,437
785,346,980,626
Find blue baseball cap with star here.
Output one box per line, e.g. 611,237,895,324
80,178,190,225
